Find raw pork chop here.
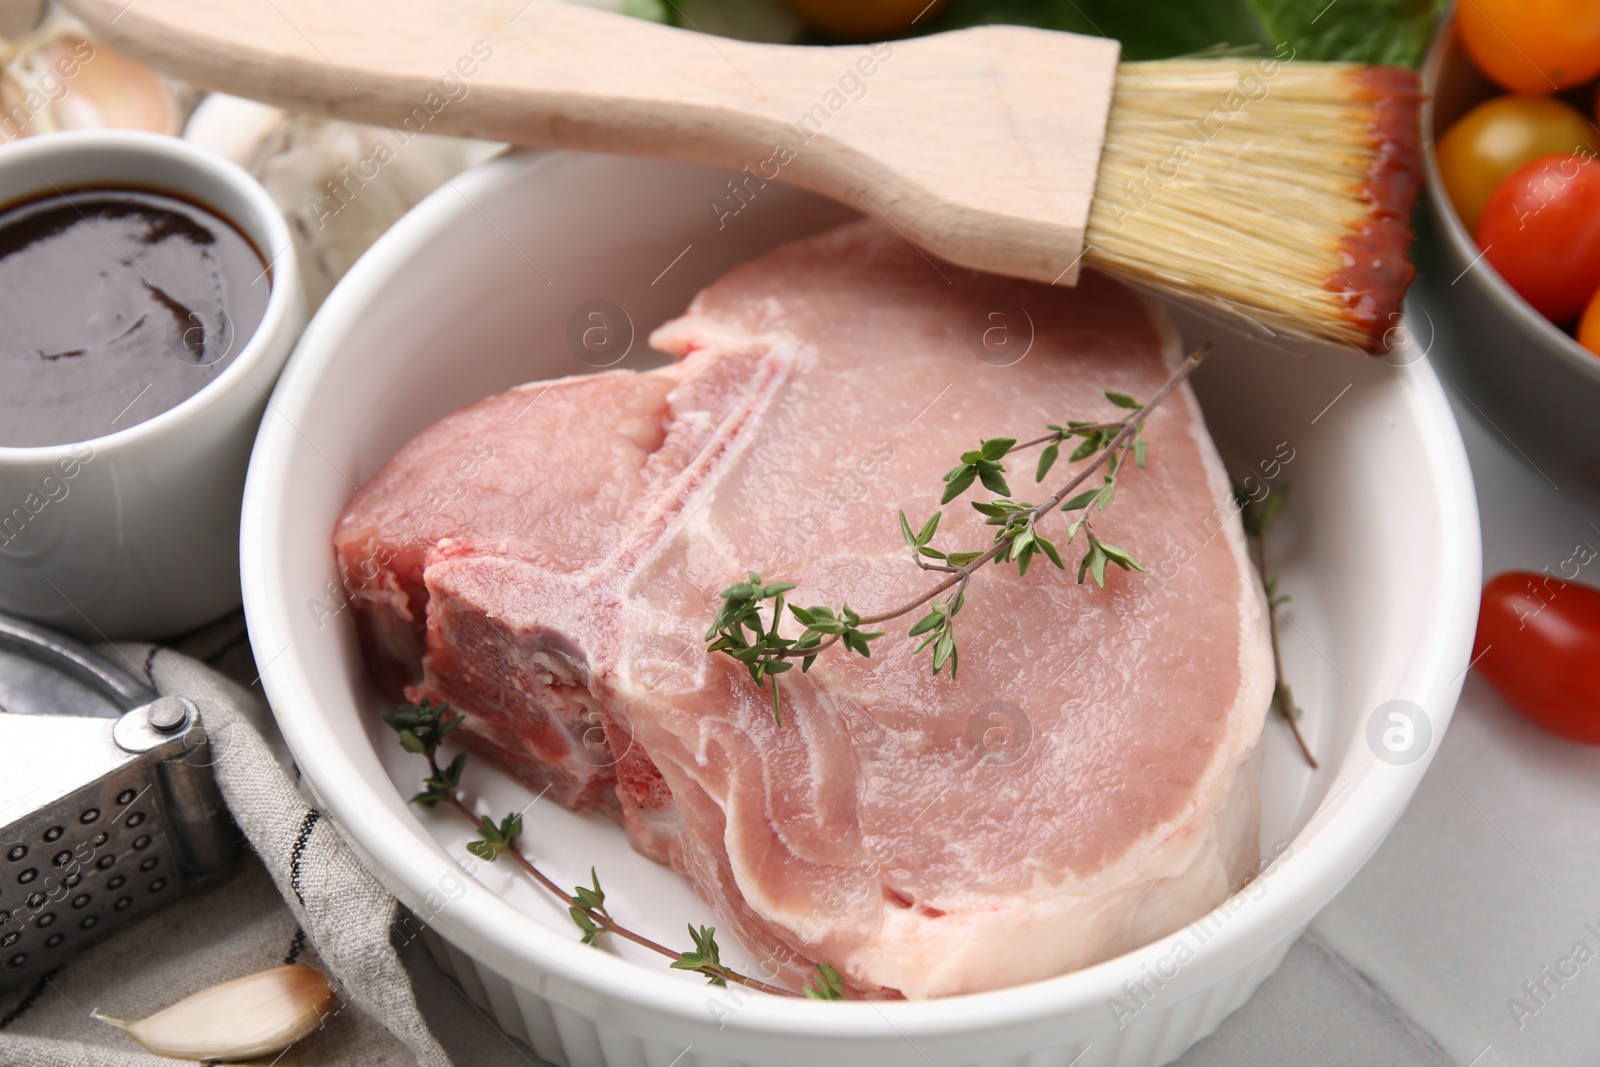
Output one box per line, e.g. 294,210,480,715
335,220,1272,999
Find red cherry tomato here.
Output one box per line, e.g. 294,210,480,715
1436,95,1600,236
1478,152,1600,323
1473,571,1600,743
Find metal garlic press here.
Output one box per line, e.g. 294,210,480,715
0,612,237,992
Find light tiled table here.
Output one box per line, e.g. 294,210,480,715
405,384,1600,1067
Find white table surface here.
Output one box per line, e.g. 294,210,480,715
397,372,1600,1067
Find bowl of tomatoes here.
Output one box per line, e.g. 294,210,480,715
1413,4,1600,500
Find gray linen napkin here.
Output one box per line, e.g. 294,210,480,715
0,640,452,1067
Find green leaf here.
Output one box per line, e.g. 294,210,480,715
1039,535,1065,570
979,437,1016,461
977,465,1011,496
1273,681,1303,721
1036,443,1060,483
1234,484,1262,536
946,550,985,567
570,907,604,944
1009,526,1036,561
917,512,941,545
1098,539,1145,573
1060,490,1097,512
1133,436,1147,469
571,868,606,912
1068,437,1098,463
443,752,466,786
941,466,978,504
843,629,883,657
917,0,1443,67
1079,543,1107,587
467,813,520,862
1095,480,1116,511
1105,390,1143,410
805,962,847,1000
672,925,729,986
918,0,1263,61
1250,0,1444,66
1258,482,1292,536
898,509,916,548
907,609,942,637
385,698,460,758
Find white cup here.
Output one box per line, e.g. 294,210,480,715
0,130,304,640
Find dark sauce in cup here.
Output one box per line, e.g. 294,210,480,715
0,188,269,447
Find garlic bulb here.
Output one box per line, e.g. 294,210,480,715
92,963,339,1062
0,17,192,141
184,93,505,310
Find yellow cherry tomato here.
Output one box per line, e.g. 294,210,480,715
787,0,945,39
1458,0,1600,93
1438,95,1600,235
1580,287,1600,358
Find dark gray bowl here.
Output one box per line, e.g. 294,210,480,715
1411,15,1600,500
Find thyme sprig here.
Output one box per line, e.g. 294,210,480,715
704,576,883,724
707,346,1210,713
1235,483,1317,769
381,701,837,997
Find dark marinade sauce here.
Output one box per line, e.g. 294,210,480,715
0,188,269,447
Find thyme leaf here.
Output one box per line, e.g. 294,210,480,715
569,868,610,945
805,962,847,1000
466,812,523,862
412,752,467,808
671,924,730,986
380,697,460,759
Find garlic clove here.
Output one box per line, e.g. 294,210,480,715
46,35,185,134
0,20,193,141
92,963,340,1062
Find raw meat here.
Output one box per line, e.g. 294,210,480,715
334,220,1273,999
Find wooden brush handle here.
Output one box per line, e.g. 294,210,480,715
62,0,1121,284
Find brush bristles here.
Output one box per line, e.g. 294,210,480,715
1086,60,1424,353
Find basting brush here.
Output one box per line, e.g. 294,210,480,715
60,0,1424,352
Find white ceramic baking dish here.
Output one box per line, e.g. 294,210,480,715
239,149,1481,1067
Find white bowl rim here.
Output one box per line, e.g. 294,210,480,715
0,129,300,463
242,148,1482,1039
